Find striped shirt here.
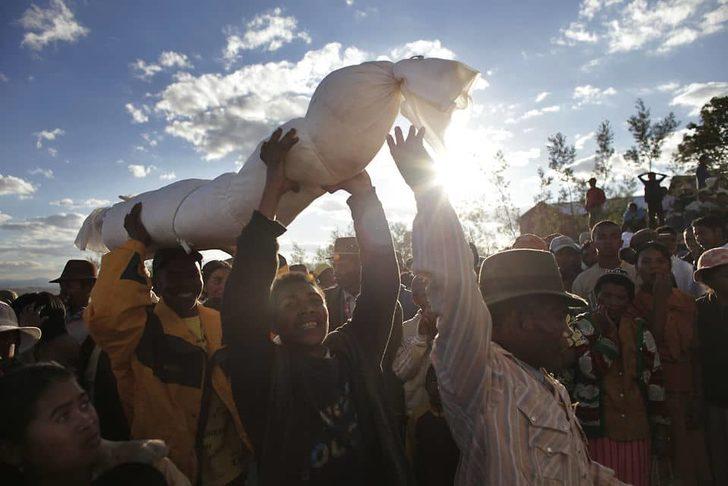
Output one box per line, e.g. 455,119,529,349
411,188,625,485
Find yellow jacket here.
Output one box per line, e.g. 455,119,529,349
85,239,251,481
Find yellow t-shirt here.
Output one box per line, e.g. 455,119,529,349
182,316,245,485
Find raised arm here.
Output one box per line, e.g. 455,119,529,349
84,203,155,416
325,171,400,365
388,126,491,432
222,127,297,450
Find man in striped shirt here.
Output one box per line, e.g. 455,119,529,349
386,125,625,485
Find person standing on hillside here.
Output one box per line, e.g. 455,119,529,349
585,178,607,230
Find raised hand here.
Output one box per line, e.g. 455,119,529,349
386,125,436,191
124,202,152,246
322,171,373,197
260,127,300,196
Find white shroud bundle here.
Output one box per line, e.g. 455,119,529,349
75,57,479,254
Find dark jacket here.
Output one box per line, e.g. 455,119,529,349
222,190,413,485
324,284,350,331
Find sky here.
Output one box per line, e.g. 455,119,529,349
1,0,727,283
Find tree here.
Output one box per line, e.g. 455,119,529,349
389,221,412,264
676,95,728,172
290,242,308,265
594,120,615,195
489,151,520,240
624,98,679,172
546,132,584,216
534,166,553,203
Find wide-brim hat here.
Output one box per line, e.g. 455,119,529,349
330,237,359,258
694,248,728,283
50,259,98,283
479,249,587,307
0,302,41,353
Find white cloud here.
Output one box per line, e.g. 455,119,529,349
572,84,617,107
29,167,54,179
657,81,681,92
49,197,74,207
20,0,89,51
131,51,192,80
0,212,11,224
50,198,111,208
130,59,163,80
1,212,85,231
509,148,542,167
554,21,599,45
125,103,150,123
670,81,728,115
0,73,8,82
534,91,550,103
84,198,111,207
581,58,603,72
346,0,355,5
222,8,312,67
159,172,177,181
34,128,64,149
575,131,596,149
557,0,727,55
47,148,58,157
158,51,192,69
0,174,36,197
508,105,561,124
388,39,456,60
607,0,727,54
156,42,368,160
127,164,155,178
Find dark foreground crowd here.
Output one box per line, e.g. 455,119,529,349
1,126,727,486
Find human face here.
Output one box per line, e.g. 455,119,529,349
596,283,631,322
205,268,230,301
637,248,671,287
693,225,726,251
519,296,570,371
156,257,203,316
554,248,582,276
582,243,598,267
332,254,361,293
59,280,94,310
657,233,678,256
594,225,622,259
273,281,329,348
703,265,728,297
317,268,336,289
21,379,100,476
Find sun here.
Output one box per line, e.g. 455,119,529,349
430,113,497,205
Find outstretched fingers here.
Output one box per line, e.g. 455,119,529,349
280,128,299,150
268,127,283,143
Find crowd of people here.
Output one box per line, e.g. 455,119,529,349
0,124,726,485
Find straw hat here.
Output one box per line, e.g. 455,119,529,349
479,249,586,307
0,301,41,353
